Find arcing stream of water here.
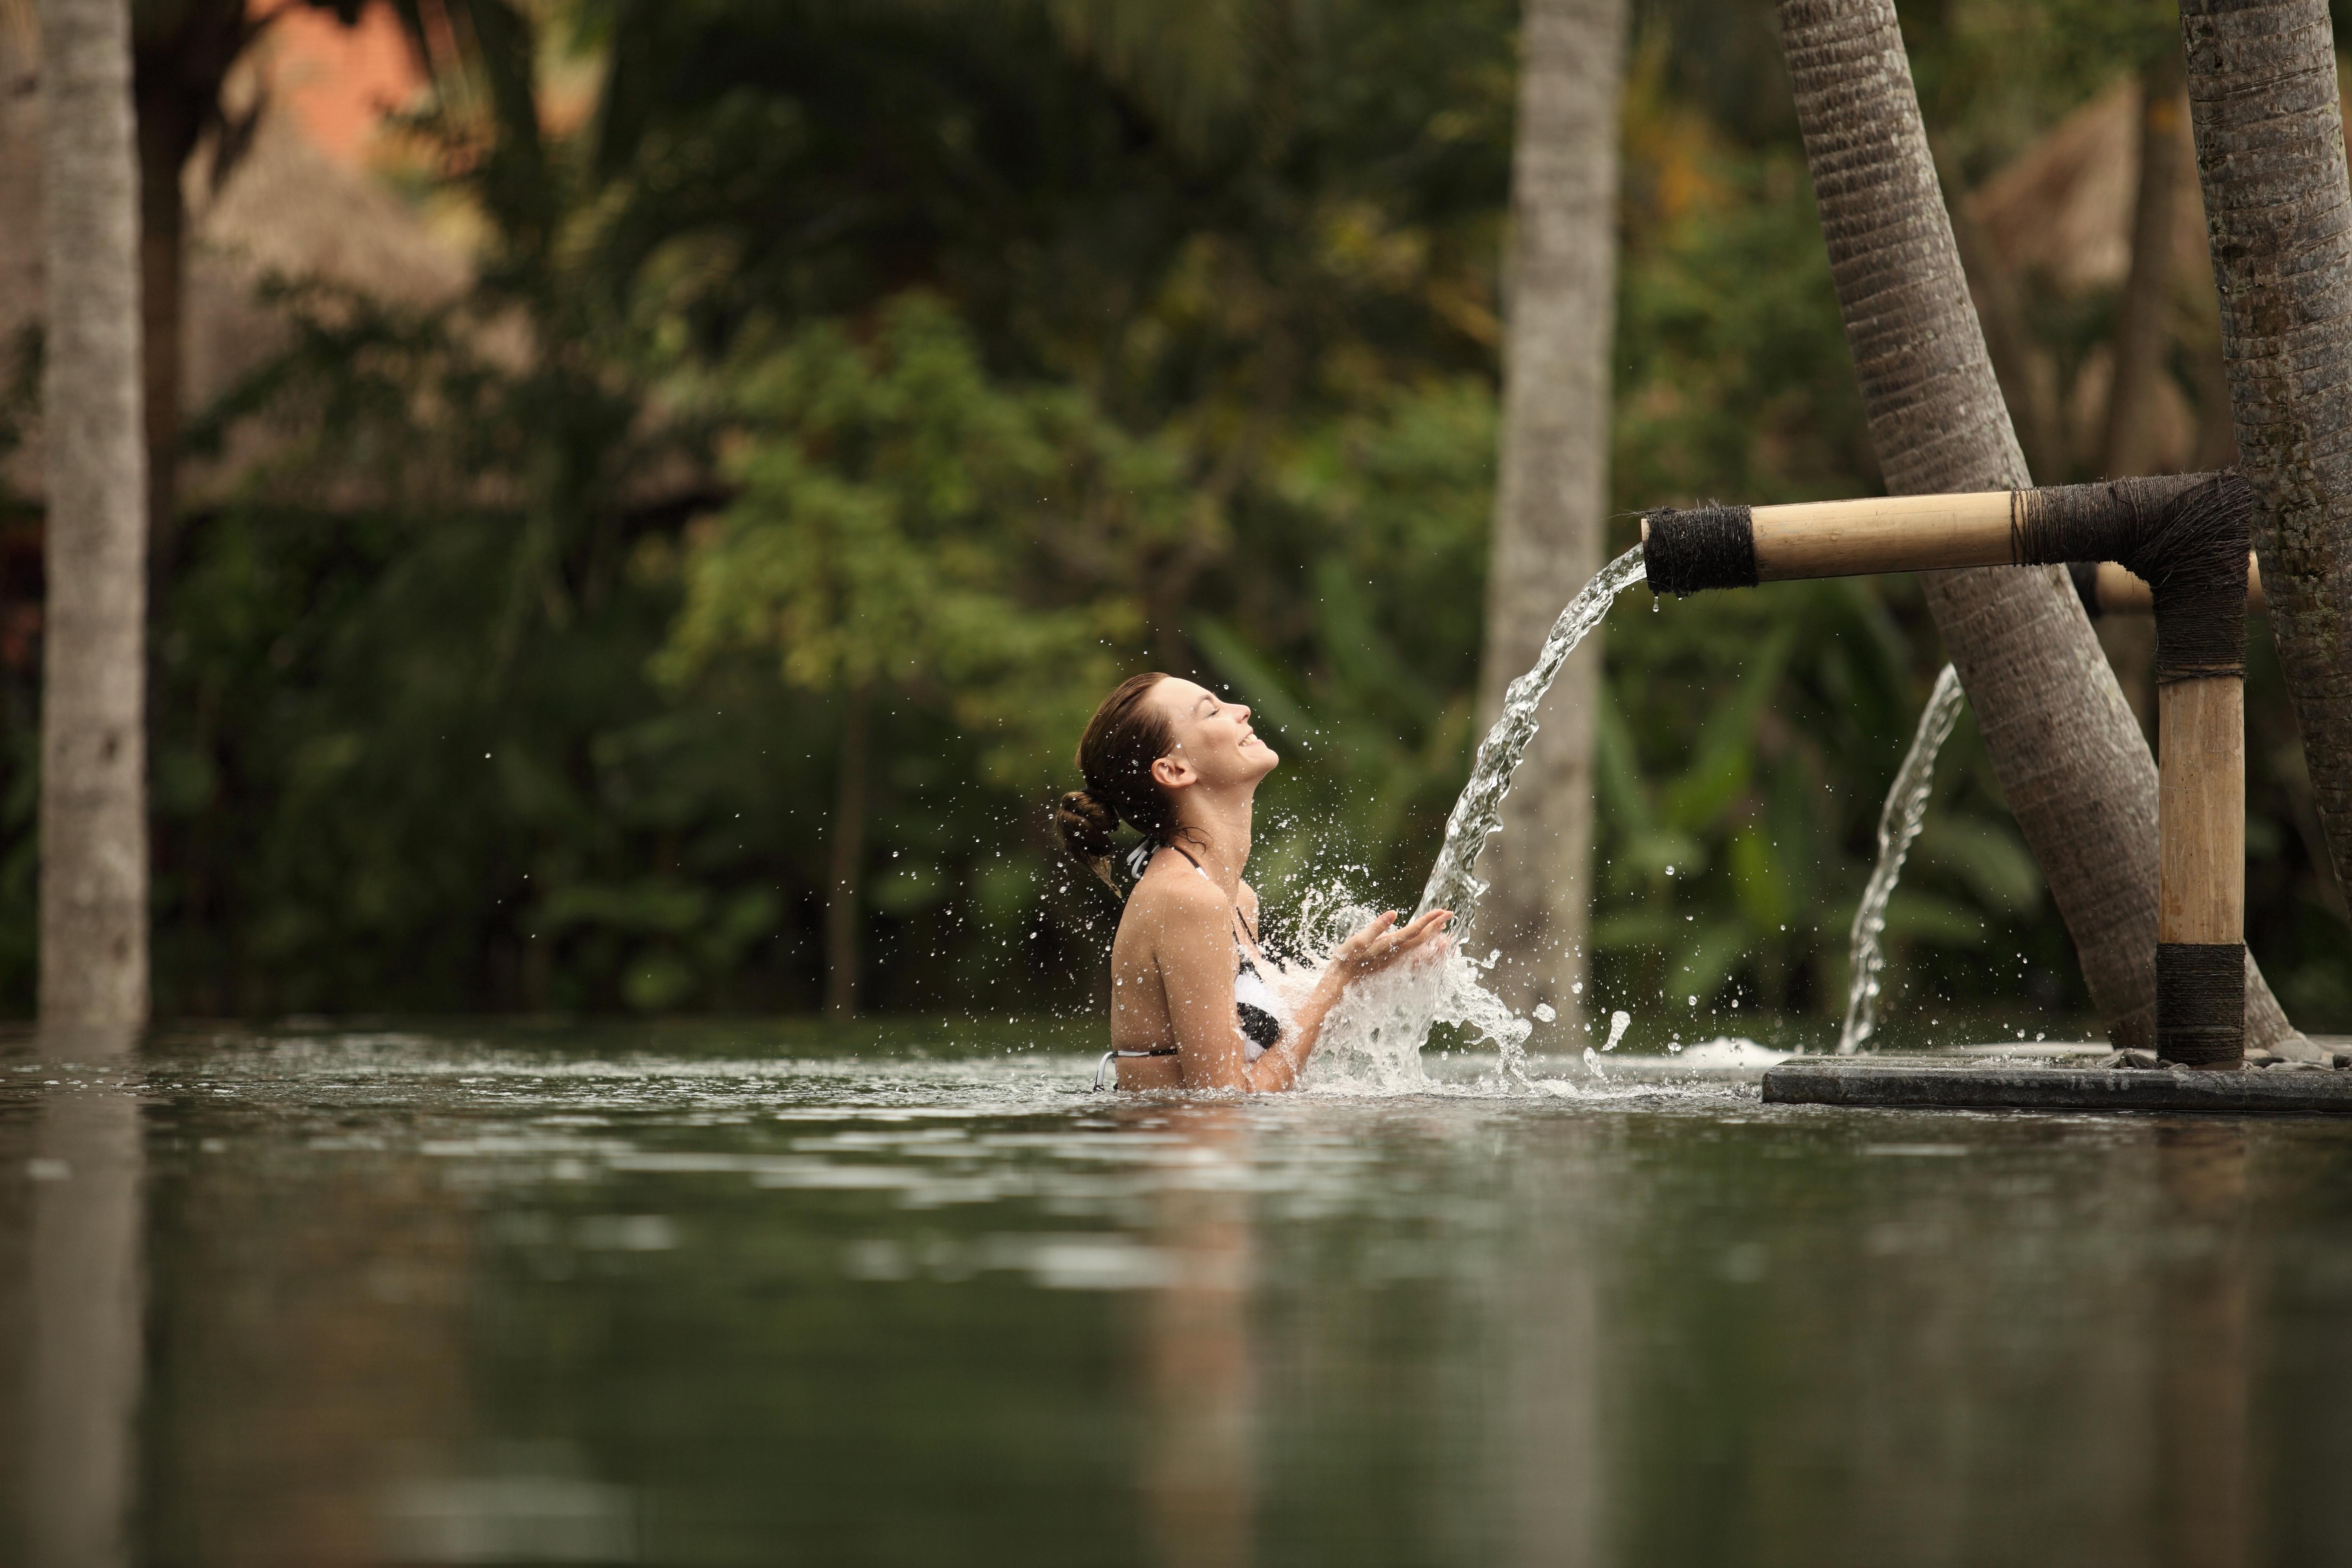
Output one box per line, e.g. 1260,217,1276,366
1295,547,1651,1091
1836,661,1965,1054
1305,546,1966,1081
1418,547,1651,923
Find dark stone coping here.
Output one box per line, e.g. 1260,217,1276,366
1763,1057,2352,1117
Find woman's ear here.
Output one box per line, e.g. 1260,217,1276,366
1150,753,1195,790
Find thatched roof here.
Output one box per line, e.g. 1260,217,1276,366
1963,75,2352,477
0,25,472,507
1966,81,2200,292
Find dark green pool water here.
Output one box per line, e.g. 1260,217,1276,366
4,1021,2348,1567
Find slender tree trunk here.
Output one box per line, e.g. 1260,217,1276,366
1471,0,1626,1032
134,76,191,559
131,0,261,563
1938,142,2068,482
825,689,869,1020
1776,0,2303,1052
2101,59,2188,480
39,0,148,1026
2179,0,2352,916
2094,76,2180,747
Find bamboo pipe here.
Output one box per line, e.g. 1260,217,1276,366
2082,554,2264,617
1640,472,2254,1065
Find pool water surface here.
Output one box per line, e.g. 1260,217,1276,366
4,1021,2349,1567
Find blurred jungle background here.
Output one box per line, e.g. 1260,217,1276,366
0,0,2344,1031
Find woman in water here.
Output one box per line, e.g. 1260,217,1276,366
1055,673,1452,1091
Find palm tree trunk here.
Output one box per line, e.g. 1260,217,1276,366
2100,58,2187,480
1471,0,1626,1034
2179,0,2352,916
824,688,870,1020
39,0,149,1027
1938,142,2068,483
135,94,183,557
1776,0,2302,1052
2091,72,2186,745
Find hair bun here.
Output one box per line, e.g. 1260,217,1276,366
1054,788,1119,867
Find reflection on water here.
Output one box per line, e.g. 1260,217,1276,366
1134,1105,1254,1568
4,1022,2351,1566
26,1028,144,1568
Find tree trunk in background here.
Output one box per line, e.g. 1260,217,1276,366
1471,0,1626,1033
2179,0,2352,917
131,0,250,566
2092,66,2186,741
1939,143,2068,483
39,0,149,1026
825,689,869,1020
136,97,184,561
1777,0,2304,1052
2101,58,2187,480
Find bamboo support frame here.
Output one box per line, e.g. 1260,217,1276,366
1640,474,2254,1065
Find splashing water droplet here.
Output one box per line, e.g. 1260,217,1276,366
1604,1011,1631,1051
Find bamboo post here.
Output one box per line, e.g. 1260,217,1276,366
1641,472,2253,1065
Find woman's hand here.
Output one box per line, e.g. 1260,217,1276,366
1324,908,1453,986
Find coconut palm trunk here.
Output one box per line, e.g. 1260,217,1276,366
2100,57,2187,480
39,0,149,1026
1471,0,1626,1032
2178,0,2352,916
1776,0,2302,1052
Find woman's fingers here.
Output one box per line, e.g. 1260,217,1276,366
1328,910,1462,977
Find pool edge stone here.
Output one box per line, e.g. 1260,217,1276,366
1762,1057,2352,1117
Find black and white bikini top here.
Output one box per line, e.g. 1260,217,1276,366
1092,841,1289,1089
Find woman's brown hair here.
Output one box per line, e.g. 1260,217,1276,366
1054,672,1178,887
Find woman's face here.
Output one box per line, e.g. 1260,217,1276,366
1150,678,1279,791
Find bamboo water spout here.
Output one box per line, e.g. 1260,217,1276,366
1642,472,2255,1067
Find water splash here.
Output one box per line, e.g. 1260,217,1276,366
1263,548,1650,1093
1280,547,1648,1091
1271,882,1532,1092
1836,662,1965,1054
1418,546,1649,923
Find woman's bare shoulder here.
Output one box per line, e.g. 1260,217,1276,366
1124,862,1228,922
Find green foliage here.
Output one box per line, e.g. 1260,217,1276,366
0,0,2338,1027
655,294,1182,780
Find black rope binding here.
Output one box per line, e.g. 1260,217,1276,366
2013,472,2250,682
1642,504,1758,596
2155,941,2246,1066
